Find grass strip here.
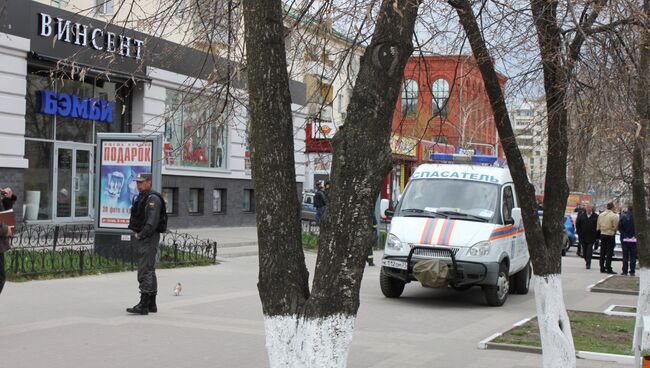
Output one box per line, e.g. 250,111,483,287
493,311,634,356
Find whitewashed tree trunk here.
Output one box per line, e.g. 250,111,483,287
264,315,355,368
634,269,650,356
533,275,576,368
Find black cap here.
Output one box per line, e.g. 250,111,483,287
135,172,152,182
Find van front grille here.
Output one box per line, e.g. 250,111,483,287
409,245,460,259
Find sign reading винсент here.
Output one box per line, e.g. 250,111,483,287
39,90,113,123
38,13,145,60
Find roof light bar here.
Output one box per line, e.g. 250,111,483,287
430,153,498,165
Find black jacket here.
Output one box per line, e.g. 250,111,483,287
314,190,326,208
576,211,599,243
618,212,635,240
128,190,162,239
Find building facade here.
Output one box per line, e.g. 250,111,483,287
0,1,307,228
511,99,547,194
382,55,507,205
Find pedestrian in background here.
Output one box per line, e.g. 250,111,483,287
0,187,17,295
314,181,327,226
597,202,619,274
127,173,163,315
576,204,598,270
618,205,637,276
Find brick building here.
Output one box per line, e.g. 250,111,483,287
383,55,507,206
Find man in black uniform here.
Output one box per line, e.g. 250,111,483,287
127,173,162,315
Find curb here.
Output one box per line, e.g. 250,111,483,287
478,312,635,365
591,287,638,295
604,304,637,317
586,274,614,292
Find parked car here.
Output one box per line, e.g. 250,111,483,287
592,232,624,261
301,192,316,221
564,214,576,254
537,210,573,256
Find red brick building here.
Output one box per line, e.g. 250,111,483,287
393,55,507,155
382,55,507,207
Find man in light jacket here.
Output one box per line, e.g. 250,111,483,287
597,202,619,274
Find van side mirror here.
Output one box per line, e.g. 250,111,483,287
380,199,390,219
511,208,522,227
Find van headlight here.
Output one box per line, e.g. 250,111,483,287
386,233,406,252
468,241,491,256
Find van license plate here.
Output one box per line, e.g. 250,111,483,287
382,259,408,270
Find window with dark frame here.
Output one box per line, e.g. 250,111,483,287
243,189,254,212
432,79,450,117
213,188,226,213
162,187,178,215
96,0,114,14
401,79,418,118
188,188,204,214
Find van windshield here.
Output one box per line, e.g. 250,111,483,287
397,179,499,222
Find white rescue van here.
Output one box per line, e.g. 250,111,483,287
380,154,531,306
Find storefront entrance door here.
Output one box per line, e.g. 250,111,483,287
54,144,94,220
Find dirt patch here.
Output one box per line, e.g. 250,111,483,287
595,275,639,292
493,310,634,356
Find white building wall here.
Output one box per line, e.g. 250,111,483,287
0,33,30,169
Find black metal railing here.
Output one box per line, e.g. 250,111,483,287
5,224,218,279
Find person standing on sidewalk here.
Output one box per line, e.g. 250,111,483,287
618,205,637,276
597,202,619,274
576,204,599,269
0,187,17,294
314,181,327,226
127,173,163,315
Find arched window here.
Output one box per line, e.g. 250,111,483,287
432,79,450,117
400,79,418,117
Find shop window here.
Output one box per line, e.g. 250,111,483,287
213,188,226,213
162,187,178,215
188,188,204,214
24,141,54,220
25,74,54,140
401,79,418,118
165,91,228,169
243,189,254,212
97,0,114,14
56,79,95,143
432,79,450,117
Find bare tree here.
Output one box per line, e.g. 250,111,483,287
447,0,611,366
242,0,422,365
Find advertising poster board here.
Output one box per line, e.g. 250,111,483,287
98,141,153,229
95,133,162,234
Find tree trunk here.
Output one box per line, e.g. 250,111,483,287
242,1,421,366
447,0,591,365
633,0,650,358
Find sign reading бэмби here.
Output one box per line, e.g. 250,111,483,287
40,90,114,123
38,13,145,60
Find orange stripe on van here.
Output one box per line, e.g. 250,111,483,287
443,220,456,245
420,219,433,244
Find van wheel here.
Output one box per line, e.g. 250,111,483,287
380,268,405,298
513,262,531,295
483,262,509,306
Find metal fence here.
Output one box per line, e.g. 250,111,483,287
5,224,218,278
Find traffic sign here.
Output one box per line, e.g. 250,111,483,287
587,184,595,195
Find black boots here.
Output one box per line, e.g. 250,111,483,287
148,293,157,313
126,293,150,315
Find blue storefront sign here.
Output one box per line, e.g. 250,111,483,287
39,90,113,123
